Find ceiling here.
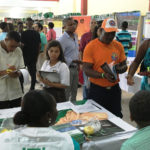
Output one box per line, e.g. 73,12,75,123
0,0,58,18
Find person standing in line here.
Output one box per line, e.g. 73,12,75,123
0,22,8,41
34,22,47,70
121,90,150,150
0,31,25,109
58,18,82,101
116,21,132,56
46,22,56,42
83,18,127,118
17,22,24,36
38,40,70,103
21,17,41,91
79,18,97,99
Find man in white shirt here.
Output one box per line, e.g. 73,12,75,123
0,31,25,109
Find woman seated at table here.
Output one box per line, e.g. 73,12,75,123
0,90,80,150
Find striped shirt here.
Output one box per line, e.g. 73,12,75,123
121,125,150,150
116,30,132,56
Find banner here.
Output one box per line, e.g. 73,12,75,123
72,16,91,40
116,11,140,59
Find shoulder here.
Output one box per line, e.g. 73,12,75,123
15,47,23,56
85,38,98,48
112,40,123,48
59,62,69,69
121,139,134,150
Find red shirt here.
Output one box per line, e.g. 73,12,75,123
79,31,92,52
46,29,56,41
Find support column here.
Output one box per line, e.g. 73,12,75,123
81,0,87,15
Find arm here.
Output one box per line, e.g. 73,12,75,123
115,60,127,74
127,40,148,85
129,42,132,49
40,78,67,89
83,62,116,82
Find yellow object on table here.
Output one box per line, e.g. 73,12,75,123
84,126,94,135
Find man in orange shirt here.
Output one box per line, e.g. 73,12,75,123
83,18,127,118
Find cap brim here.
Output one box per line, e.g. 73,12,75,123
104,28,118,32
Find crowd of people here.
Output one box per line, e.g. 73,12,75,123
0,17,150,150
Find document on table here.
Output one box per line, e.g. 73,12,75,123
0,107,20,119
57,101,74,111
71,100,100,113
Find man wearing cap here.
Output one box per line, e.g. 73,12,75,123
83,18,127,118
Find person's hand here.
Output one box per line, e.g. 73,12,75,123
104,72,116,83
7,66,18,78
126,75,134,85
8,71,19,78
42,78,53,87
37,72,44,82
72,60,83,64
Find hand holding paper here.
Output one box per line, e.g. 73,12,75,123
101,62,117,82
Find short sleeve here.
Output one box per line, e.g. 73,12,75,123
59,63,70,86
40,60,48,71
121,142,134,150
83,43,94,64
17,48,25,69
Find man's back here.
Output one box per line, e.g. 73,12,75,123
121,126,150,150
21,30,41,63
116,30,131,55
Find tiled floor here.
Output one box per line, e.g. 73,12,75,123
25,83,136,127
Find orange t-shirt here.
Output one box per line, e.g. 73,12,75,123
83,38,126,87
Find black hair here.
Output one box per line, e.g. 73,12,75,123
36,22,43,30
0,22,7,30
6,31,20,42
121,21,128,29
17,21,23,25
48,22,54,29
74,19,78,25
7,23,14,32
92,20,103,40
129,90,150,125
46,40,66,63
13,90,57,126
26,17,33,22
63,17,73,26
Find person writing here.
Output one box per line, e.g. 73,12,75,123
38,40,70,102
0,90,80,150
121,90,150,150
0,31,25,109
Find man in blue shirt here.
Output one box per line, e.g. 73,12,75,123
116,21,132,56
121,90,150,150
59,18,81,101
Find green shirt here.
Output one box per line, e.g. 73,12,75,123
121,125,150,150
40,32,47,52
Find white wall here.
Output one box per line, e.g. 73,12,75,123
88,0,149,15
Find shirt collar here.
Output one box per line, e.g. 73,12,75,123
64,31,76,39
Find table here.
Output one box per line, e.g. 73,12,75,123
0,100,136,150
119,72,142,94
